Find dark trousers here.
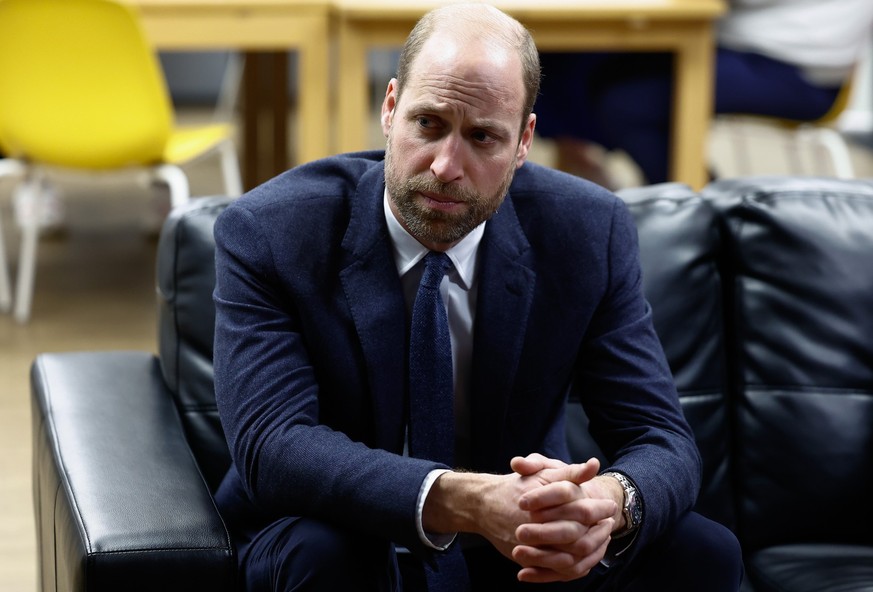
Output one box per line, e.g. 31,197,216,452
535,48,842,184
235,511,744,591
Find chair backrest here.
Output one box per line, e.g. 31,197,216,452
0,0,172,169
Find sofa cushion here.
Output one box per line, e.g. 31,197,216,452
748,544,873,592
704,177,873,551
157,196,235,490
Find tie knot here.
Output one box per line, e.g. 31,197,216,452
420,251,452,289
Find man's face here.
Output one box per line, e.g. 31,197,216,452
381,32,536,251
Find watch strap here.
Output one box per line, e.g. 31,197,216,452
603,471,642,537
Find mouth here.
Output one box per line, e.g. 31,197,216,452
418,190,464,211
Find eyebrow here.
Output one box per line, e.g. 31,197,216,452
408,100,513,139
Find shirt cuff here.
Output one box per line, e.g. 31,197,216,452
416,469,457,550
600,527,640,568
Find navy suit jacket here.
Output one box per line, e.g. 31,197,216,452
212,151,700,560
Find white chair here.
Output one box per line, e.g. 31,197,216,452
0,0,243,323
718,76,856,179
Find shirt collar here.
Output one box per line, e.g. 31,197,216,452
383,189,483,290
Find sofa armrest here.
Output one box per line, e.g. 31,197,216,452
31,351,235,592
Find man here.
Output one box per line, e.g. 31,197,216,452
212,3,743,591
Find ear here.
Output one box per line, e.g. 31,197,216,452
515,113,537,169
381,78,399,138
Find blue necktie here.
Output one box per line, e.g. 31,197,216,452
409,251,455,466
408,251,470,592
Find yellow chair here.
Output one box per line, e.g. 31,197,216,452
0,0,243,323
718,76,856,179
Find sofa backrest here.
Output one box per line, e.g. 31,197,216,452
156,196,235,491
704,177,873,551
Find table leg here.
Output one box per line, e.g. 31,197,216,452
241,52,290,190
242,51,260,190
670,24,716,190
272,52,289,177
336,21,373,154
296,16,331,164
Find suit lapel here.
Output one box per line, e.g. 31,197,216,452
337,163,537,463
470,195,536,469
339,162,408,453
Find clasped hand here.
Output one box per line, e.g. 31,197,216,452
508,454,617,583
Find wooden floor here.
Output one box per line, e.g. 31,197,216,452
1,109,872,590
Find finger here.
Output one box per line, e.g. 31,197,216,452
513,543,604,583
512,543,577,570
519,480,582,511
546,457,600,485
515,519,587,547
514,526,612,584
516,517,614,552
528,498,618,525
527,457,601,488
510,453,565,476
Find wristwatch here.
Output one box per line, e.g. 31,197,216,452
603,471,643,537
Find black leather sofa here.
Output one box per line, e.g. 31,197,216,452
31,176,873,591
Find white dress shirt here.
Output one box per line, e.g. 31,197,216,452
383,190,484,549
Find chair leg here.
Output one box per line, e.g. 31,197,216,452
13,177,42,324
0,205,11,313
0,159,25,313
785,134,807,176
214,52,245,125
726,117,754,176
807,127,856,179
154,164,190,208
219,139,243,197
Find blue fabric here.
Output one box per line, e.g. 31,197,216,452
408,251,471,591
408,252,455,466
212,151,702,584
235,516,399,591
536,48,842,183
232,511,741,591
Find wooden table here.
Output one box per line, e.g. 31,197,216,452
334,0,726,189
133,0,333,188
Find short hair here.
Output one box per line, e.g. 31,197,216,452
395,3,541,132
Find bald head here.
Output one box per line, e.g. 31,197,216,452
396,3,541,127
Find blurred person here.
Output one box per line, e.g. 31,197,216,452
536,0,873,187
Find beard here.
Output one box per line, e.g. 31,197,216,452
384,141,516,246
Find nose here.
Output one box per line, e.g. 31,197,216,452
430,135,464,183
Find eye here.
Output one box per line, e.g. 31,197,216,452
471,129,496,145
416,116,436,129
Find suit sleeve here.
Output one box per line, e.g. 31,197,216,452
575,197,702,554
212,203,441,553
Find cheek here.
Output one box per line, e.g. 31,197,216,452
391,135,434,171
473,157,515,191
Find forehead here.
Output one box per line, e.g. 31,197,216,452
402,32,525,121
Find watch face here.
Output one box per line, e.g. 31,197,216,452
627,488,643,528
